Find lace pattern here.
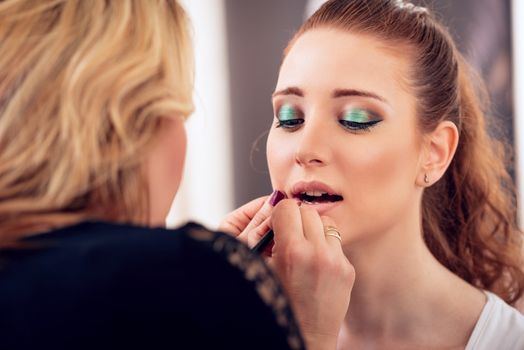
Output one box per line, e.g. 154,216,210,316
189,226,304,350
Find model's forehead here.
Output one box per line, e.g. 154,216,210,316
277,28,412,98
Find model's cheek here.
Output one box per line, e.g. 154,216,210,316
266,132,294,189
340,137,420,232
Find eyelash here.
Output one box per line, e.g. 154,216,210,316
275,119,304,129
338,119,381,132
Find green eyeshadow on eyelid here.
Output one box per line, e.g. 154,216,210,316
278,105,296,120
342,109,370,123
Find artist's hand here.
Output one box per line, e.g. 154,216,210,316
270,199,354,350
218,190,285,248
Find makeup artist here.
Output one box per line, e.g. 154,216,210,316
0,1,353,349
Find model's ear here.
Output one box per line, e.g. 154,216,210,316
416,120,459,187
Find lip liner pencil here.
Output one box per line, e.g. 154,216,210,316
251,230,274,253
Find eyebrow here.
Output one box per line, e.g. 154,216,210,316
272,86,388,104
272,87,304,98
332,88,387,104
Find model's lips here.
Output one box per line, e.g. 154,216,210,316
291,181,344,205
297,192,343,204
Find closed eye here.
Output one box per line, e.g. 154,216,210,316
275,103,304,130
275,119,304,129
339,119,381,132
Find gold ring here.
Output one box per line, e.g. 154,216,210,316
324,225,342,243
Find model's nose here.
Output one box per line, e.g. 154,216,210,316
294,114,333,167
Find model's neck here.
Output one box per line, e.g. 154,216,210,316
339,218,485,347
346,237,444,330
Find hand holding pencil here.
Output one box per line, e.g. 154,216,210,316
220,191,355,350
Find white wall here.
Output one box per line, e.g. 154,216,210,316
167,0,233,229
512,0,524,227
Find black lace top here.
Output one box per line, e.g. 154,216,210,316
0,221,304,350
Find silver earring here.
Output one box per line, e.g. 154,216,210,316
424,173,430,184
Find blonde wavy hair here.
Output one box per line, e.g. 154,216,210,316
0,0,194,244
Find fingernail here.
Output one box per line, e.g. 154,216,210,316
269,190,286,207
262,241,275,257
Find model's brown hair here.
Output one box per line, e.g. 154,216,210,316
288,0,524,304
0,0,194,244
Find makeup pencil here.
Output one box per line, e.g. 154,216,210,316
252,230,274,253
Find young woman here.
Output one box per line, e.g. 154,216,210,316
0,1,354,349
223,0,524,348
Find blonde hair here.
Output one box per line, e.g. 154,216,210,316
0,0,194,243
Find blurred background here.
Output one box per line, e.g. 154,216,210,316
168,0,524,230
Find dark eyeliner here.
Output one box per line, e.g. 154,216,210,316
339,108,381,132
276,119,304,128
339,119,380,131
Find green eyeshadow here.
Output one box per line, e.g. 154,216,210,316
278,104,297,121
341,108,372,123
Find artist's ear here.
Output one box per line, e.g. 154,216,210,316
417,121,459,186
